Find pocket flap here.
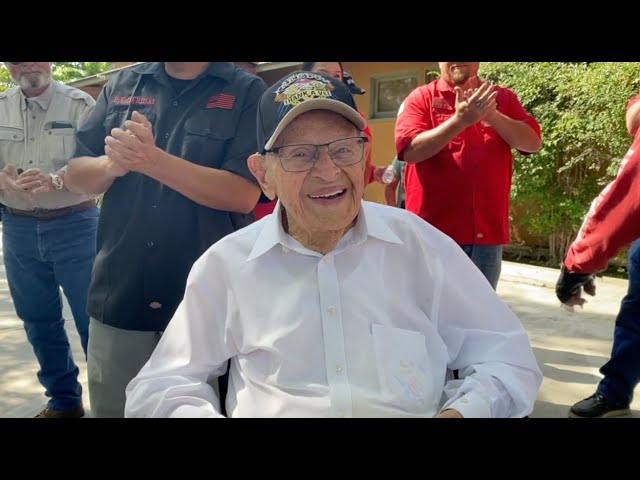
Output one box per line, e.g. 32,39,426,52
0,127,25,142
49,127,76,136
184,114,233,140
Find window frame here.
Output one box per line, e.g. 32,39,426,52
369,70,420,120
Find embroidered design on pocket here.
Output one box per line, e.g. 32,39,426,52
389,360,429,404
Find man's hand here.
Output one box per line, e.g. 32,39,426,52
434,408,464,418
103,155,129,178
372,165,388,184
1,165,28,192
105,111,160,173
556,263,597,307
15,168,55,194
454,79,498,128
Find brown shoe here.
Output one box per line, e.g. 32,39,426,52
34,405,85,418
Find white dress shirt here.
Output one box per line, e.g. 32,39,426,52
125,201,543,418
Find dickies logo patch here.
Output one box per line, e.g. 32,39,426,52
432,97,452,110
207,93,236,109
113,96,156,105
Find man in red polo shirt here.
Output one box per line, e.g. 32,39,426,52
395,62,542,289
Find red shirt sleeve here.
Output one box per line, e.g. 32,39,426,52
499,87,542,150
565,135,640,273
362,113,376,184
626,93,640,136
394,87,432,160
627,93,640,111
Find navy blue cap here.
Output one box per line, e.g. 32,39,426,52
257,70,366,153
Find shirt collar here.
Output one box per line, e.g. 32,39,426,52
247,200,403,262
435,77,455,93
22,80,56,111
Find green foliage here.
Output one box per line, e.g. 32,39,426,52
480,62,640,263
0,62,113,92
0,65,12,91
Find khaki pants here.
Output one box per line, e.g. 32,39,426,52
87,318,161,418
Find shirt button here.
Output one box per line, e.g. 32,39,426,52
147,241,154,247
476,233,484,239
164,133,170,139
172,101,178,107
327,306,335,315
324,255,333,264
336,364,343,373
152,204,157,209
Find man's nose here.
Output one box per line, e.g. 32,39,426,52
312,147,340,177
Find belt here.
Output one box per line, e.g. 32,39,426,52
3,198,97,220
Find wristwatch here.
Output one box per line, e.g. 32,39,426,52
50,173,64,190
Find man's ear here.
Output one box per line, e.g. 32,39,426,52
247,153,276,200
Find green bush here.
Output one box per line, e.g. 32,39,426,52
480,62,640,264
0,62,113,92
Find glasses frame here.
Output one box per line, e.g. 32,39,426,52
266,136,369,173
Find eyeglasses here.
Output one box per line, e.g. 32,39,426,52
8,62,24,65
266,136,369,172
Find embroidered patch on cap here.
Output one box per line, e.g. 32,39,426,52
273,72,336,107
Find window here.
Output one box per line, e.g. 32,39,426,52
370,71,419,119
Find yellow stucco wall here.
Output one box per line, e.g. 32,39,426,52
342,62,437,203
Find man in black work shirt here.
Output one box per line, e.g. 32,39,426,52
65,62,266,417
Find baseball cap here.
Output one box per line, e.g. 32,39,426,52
257,70,366,153
343,71,366,95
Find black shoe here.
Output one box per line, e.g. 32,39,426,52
569,393,630,418
34,405,85,418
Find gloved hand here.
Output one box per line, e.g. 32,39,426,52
556,263,597,306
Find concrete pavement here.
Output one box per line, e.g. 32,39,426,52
498,262,639,417
0,222,637,417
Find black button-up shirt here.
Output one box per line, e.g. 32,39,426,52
74,62,266,331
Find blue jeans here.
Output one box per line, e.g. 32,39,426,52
2,206,98,410
459,244,503,290
597,239,640,407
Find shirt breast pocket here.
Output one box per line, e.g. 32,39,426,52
46,126,76,170
0,126,25,142
0,126,25,169
372,324,434,414
182,114,234,168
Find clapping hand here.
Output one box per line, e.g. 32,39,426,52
454,77,498,127
105,111,159,173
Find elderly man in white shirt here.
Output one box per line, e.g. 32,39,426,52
125,70,543,418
